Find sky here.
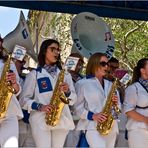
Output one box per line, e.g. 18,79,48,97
0,6,29,38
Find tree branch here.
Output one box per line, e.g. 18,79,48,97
124,22,145,40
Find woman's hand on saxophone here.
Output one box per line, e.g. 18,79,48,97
39,104,54,113
59,82,69,93
92,113,107,123
112,95,118,106
6,71,19,94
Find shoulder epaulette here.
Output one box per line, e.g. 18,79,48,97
19,75,26,80
36,67,42,73
86,74,95,79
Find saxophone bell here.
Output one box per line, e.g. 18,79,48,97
111,105,121,120
59,92,70,104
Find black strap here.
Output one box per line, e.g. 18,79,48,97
139,81,148,93
136,105,148,109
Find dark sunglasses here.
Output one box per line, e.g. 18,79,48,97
99,61,108,67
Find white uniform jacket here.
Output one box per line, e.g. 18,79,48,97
124,82,148,130
75,77,120,133
0,59,23,121
19,67,77,130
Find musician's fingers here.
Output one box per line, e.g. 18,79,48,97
100,116,107,121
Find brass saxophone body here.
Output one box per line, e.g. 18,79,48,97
45,69,69,126
0,51,15,119
96,78,121,135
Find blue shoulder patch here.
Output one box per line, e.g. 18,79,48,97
86,74,95,79
37,77,53,93
36,67,42,73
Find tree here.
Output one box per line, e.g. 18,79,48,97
28,11,74,62
27,11,148,72
105,18,148,71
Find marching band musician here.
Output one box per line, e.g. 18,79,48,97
124,58,148,148
0,35,23,147
106,57,119,81
19,39,77,148
75,52,121,148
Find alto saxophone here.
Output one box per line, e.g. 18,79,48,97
96,78,121,135
45,69,70,126
0,49,16,119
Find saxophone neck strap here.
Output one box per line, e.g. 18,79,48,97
138,80,148,93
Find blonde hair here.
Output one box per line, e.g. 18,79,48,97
86,52,107,75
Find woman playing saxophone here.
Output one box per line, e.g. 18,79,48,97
0,35,23,148
75,52,121,148
19,39,77,148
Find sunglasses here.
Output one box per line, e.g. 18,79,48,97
99,61,108,67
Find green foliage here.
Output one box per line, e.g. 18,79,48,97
49,13,74,60
104,18,148,71
28,11,148,72
28,10,40,32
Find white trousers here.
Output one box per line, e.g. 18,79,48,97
31,122,69,148
86,130,117,148
0,116,18,148
128,129,148,148
19,120,35,147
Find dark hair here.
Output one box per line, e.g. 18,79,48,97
0,36,3,42
38,39,60,67
0,51,8,61
132,58,148,83
0,36,8,61
108,57,119,64
86,52,107,75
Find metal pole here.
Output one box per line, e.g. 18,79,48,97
36,22,38,54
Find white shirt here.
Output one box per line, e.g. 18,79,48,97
19,67,77,130
124,82,148,130
0,59,23,121
75,77,120,133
